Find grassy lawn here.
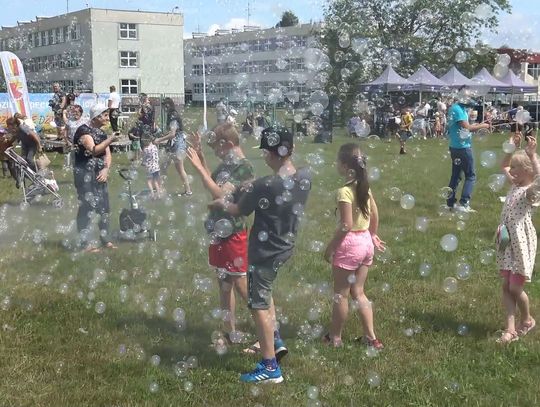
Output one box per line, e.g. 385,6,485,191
1,111,539,406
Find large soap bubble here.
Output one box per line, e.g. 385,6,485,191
440,234,458,252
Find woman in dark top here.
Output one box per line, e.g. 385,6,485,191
6,113,42,171
73,104,118,252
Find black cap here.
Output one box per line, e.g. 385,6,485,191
259,126,294,156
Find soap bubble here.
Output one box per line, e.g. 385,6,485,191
480,151,497,168
502,141,516,154
456,220,466,231
149,382,159,393
419,263,432,277
309,240,324,252
455,51,468,64
368,167,381,182
456,263,471,280
214,219,233,238
443,277,458,293
258,231,269,242
388,187,401,201
475,3,493,19
439,187,453,199
367,371,381,387
400,194,415,210
488,174,506,192
515,110,531,125
258,198,270,209
173,307,186,322
440,234,458,252
355,121,370,138
95,302,106,314
457,324,469,336
351,38,369,53
184,381,194,392
415,217,429,232
174,361,188,377
307,386,319,400
150,355,161,366
480,249,495,265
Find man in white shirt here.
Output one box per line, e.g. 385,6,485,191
437,98,448,135
415,102,431,139
107,85,121,135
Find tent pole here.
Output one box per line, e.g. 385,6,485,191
419,90,422,104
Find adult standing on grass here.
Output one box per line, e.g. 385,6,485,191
210,126,311,384
50,82,67,141
6,113,42,172
186,122,254,342
496,133,539,343
154,98,192,196
73,104,118,252
107,85,121,135
216,98,227,125
446,91,490,213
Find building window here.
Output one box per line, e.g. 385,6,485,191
528,63,540,80
63,26,69,42
120,79,138,94
192,64,203,75
119,51,138,67
119,23,137,39
48,29,54,45
55,27,63,43
41,31,48,46
70,24,81,41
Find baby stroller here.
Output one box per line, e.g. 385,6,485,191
4,147,63,207
118,168,157,241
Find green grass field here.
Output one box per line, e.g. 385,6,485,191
1,115,539,406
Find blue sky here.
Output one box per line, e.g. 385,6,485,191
0,0,538,50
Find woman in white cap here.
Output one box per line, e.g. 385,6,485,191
72,104,118,252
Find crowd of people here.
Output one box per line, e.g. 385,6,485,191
1,85,539,384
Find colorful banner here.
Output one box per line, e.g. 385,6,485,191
0,93,109,131
0,51,32,118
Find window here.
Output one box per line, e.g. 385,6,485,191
27,34,34,48
119,23,137,39
120,79,138,94
192,64,203,75
70,24,80,41
48,29,54,45
528,63,540,80
55,27,63,44
63,26,69,42
119,51,138,67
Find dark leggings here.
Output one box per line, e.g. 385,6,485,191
21,144,37,172
74,167,111,247
109,108,119,132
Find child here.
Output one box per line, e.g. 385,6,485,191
141,134,162,199
434,112,443,138
496,134,539,343
398,108,413,154
186,122,254,342
323,143,386,349
210,126,311,384
128,124,142,161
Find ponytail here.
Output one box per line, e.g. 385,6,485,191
338,143,370,218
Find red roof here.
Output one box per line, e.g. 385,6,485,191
497,47,540,64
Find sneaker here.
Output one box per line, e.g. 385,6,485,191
454,204,477,213
240,361,283,384
274,338,288,362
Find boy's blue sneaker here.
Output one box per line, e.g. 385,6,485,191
240,362,283,384
274,338,288,362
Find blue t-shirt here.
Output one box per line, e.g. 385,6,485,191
448,103,471,149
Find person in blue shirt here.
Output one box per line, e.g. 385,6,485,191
446,91,490,213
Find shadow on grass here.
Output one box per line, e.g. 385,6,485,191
111,312,250,372
408,309,493,339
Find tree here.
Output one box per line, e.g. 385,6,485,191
276,10,299,28
316,0,511,121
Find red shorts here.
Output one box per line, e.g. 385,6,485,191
208,230,248,274
500,269,526,286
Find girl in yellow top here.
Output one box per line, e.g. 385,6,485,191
323,143,386,349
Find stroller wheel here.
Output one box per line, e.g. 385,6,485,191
53,198,64,209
